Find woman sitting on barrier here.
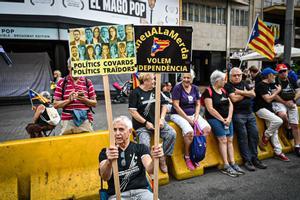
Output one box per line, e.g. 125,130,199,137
170,70,211,171
202,70,244,177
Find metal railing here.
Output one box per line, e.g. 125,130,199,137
264,0,300,7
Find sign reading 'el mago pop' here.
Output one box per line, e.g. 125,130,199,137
134,26,192,73
68,24,136,76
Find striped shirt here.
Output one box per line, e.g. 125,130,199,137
54,75,96,121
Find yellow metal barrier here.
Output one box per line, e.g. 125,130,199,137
0,130,167,200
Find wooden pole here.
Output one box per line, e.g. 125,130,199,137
102,75,121,200
153,73,161,200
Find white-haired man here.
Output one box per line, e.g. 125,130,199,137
99,116,164,200
225,67,267,171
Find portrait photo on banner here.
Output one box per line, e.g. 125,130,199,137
68,24,137,77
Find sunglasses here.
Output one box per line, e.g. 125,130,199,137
120,151,126,167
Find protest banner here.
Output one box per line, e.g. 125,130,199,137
68,24,138,200
134,25,193,200
68,24,136,77
134,26,192,73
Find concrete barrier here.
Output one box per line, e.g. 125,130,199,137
0,130,167,200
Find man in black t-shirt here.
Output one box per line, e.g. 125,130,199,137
225,68,267,171
249,65,263,87
128,73,176,173
272,64,300,157
99,116,164,199
254,67,289,161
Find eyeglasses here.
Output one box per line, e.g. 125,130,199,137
120,151,126,167
232,74,242,77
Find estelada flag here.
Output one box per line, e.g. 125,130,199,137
132,72,140,89
247,18,275,60
151,37,170,57
28,89,48,105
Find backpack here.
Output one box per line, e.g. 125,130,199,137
200,86,227,107
40,105,61,126
190,122,206,163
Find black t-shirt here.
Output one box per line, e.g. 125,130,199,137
128,87,167,130
224,81,252,114
202,87,230,119
99,142,150,195
254,81,273,112
36,104,51,126
271,77,297,101
254,72,263,85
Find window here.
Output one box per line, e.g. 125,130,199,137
241,10,245,26
206,6,211,23
235,9,240,26
200,5,206,22
244,11,249,26
217,7,225,24
231,9,234,25
182,3,187,21
212,7,216,24
188,3,194,21
194,4,199,22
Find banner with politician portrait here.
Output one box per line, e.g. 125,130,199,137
134,26,192,73
68,24,136,76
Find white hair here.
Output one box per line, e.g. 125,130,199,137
229,67,242,82
113,115,132,129
181,68,195,81
40,91,51,100
210,70,225,86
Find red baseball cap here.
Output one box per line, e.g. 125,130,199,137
275,64,288,72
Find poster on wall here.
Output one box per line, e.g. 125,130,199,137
134,26,193,73
0,0,179,25
68,24,136,76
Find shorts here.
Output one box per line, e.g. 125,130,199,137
207,118,233,138
272,102,299,124
60,119,94,135
170,114,210,135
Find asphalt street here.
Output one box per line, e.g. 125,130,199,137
0,102,300,200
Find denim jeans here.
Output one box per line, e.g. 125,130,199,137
233,113,259,162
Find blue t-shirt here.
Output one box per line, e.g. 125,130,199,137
171,83,200,116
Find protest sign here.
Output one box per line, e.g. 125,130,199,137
68,24,136,76
134,26,192,73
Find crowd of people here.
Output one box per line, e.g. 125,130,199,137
26,61,300,199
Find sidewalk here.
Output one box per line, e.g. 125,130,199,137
0,101,130,142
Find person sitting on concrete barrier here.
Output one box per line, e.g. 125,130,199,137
254,67,290,161
128,73,176,173
161,81,173,114
53,59,97,135
99,115,164,200
26,91,57,138
225,67,267,171
203,70,244,177
271,64,300,157
170,70,211,171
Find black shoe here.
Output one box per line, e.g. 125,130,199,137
244,161,256,171
252,159,267,169
295,147,300,157
286,128,294,140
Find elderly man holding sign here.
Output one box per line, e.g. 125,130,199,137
128,73,176,173
99,116,163,199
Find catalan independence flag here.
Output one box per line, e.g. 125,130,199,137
247,18,275,60
151,37,170,57
28,89,48,107
132,72,140,89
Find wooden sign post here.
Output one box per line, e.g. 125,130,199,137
103,75,121,200
153,73,161,200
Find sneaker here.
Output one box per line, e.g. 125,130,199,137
295,147,300,157
193,162,200,168
220,165,239,178
252,159,267,169
275,153,290,162
244,161,256,171
159,156,168,173
230,164,245,175
184,156,195,171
